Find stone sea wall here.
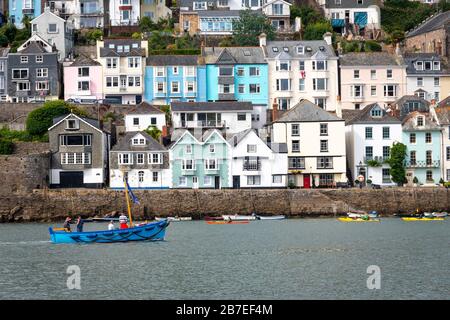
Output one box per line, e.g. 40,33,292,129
1,187,449,222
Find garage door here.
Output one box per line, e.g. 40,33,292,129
60,171,84,188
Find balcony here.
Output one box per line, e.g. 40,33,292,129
180,120,226,129
243,161,261,171
22,8,34,15
182,168,196,175
404,160,440,168
363,156,388,164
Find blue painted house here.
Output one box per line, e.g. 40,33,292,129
9,0,42,28
144,55,206,105
203,47,269,129
402,111,442,186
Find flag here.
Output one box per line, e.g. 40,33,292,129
125,179,140,204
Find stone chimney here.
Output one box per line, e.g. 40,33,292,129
323,32,332,46
294,17,301,33
259,33,266,48
429,99,440,125
272,104,279,122
335,96,342,118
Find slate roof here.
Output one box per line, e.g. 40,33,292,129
435,105,450,125
52,114,101,130
198,10,242,17
438,95,450,108
264,40,336,59
20,41,47,54
346,103,401,125
70,54,101,67
340,52,405,66
227,128,254,146
171,101,253,112
338,109,362,125
402,111,441,131
325,0,380,9
403,53,447,74
274,99,343,123
100,39,145,57
203,47,266,64
126,102,165,115
406,11,450,38
111,131,166,152
146,55,199,66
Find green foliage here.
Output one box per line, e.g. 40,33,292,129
444,181,450,188
26,100,88,137
288,181,296,189
386,142,408,186
367,179,372,184
0,139,14,155
132,32,142,39
139,17,174,33
341,40,382,53
0,34,8,47
160,105,171,125
303,21,332,41
439,178,445,184
232,10,275,46
0,22,29,50
413,176,419,184
144,125,162,141
218,37,234,47
148,31,176,50
364,40,382,52
290,5,325,26
367,159,382,167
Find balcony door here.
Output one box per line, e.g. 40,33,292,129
192,176,199,189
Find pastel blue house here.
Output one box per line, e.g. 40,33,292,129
169,129,231,189
144,55,207,105
402,111,442,186
9,0,42,28
203,47,269,129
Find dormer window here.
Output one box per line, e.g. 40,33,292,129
297,46,304,54
424,61,432,70
416,61,423,70
132,138,146,145
193,1,207,10
371,106,382,118
108,44,115,49
417,116,424,127
335,0,341,5
283,47,289,52
66,119,79,130
272,47,279,52
433,61,440,70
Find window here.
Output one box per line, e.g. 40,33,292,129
185,145,192,154
182,159,195,170
237,113,247,121
312,60,327,71
272,3,283,15
66,119,79,130
155,67,165,77
17,82,30,91
133,118,139,126
137,154,145,164
434,77,440,86
320,140,328,152
173,66,179,74
247,176,261,186
292,140,300,152
365,146,373,159
410,151,416,165
61,153,91,165
106,77,119,87
317,157,333,169
59,135,91,146
315,98,326,109
219,67,233,76
313,78,327,91
150,118,157,125
387,69,393,79
277,98,290,110
416,61,423,70
299,79,305,91
251,114,260,122
118,153,132,165
36,68,48,77
355,104,361,110
209,144,215,153
78,67,89,77
371,70,376,79
383,127,390,139
238,84,245,94
138,171,144,183
365,127,373,139
354,70,360,79
249,84,260,93
106,58,117,69
425,132,432,143
371,107,382,117
320,123,328,136
417,116,424,127
193,1,207,9
417,77,423,86
273,175,283,184
179,177,187,186
237,67,244,76
12,69,28,79
276,79,291,91
426,170,433,182
447,147,450,161
48,24,57,33
447,169,450,181
186,81,195,93
249,67,259,76
20,56,28,64
132,138,145,145
128,58,140,68
152,172,158,182
185,66,195,77
205,159,217,170
288,157,305,169
149,153,161,164
352,85,363,97
36,55,43,63
291,124,299,136
410,133,416,144
247,144,257,153
204,176,212,186
171,82,179,93
299,61,305,70
384,85,397,97
156,82,165,93
383,146,390,159
297,47,304,54
382,168,391,183
219,84,234,94
277,61,291,71
433,61,440,70
36,81,49,90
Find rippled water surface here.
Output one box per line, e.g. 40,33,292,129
0,219,449,299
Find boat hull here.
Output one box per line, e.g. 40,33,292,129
206,221,249,224
255,215,286,220
402,217,445,221
49,220,170,244
338,217,380,222
222,215,256,221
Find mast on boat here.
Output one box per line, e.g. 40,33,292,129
123,176,134,227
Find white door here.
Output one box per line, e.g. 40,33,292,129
192,176,199,189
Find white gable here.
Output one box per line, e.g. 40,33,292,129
17,34,53,53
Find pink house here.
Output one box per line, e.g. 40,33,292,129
339,52,407,110
64,55,103,103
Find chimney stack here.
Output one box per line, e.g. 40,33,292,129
259,33,267,48
272,104,279,122
323,32,332,46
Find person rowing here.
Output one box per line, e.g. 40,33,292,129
63,217,72,232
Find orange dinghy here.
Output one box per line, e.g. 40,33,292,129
206,221,250,225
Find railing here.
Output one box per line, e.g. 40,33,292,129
180,120,225,128
363,156,387,164
404,160,440,168
243,161,261,171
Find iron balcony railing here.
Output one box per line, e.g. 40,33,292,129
180,120,225,128
404,160,440,168
363,156,389,164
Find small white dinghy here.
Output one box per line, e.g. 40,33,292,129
222,215,256,221
155,216,192,222
254,214,286,221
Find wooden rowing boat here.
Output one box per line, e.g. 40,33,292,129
206,221,250,225
402,217,445,221
254,215,286,220
222,215,256,221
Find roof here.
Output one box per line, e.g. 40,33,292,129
325,0,380,9
0,47,10,57
274,99,343,123
49,113,103,133
227,128,254,146
203,47,266,64
268,142,288,153
69,55,101,67
438,95,450,108
403,53,447,74
346,103,401,125
339,109,362,125
170,128,227,147
171,101,253,112
402,111,441,131
406,11,450,38
264,40,336,59
125,102,165,115
100,39,146,58
31,8,66,24
392,95,431,108
340,52,405,66
111,131,166,152
19,41,47,54
146,55,199,66
198,10,242,17
435,105,450,125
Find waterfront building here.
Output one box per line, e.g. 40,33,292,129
404,53,448,102
109,131,171,189
316,0,381,37
6,38,60,103
402,110,442,186
436,97,450,181
108,0,141,26
344,103,402,186
339,52,407,110
261,0,292,32
124,102,167,132
260,33,340,114
171,101,253,135
46,0,105,29
389,95,430,120
144,55,207,105
169,129,231,189
48,113,110,188
9,0,42,28
63,55,103,103
270,99,347,188
228,129,288,188
141,0,172,22
0,47,9,102
203,46,268,129
96,39,148,105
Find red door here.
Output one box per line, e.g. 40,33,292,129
303,175,311,189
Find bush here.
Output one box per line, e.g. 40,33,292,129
0,139,14,155
303,21,333,41
0,34,8,47
413,176,419,184
364,40,382,52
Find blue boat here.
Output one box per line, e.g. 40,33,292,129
49,219,170,244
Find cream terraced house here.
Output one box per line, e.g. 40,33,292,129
259,33,340,112
96,39,148,105
270,99,347,188
339,52,407,110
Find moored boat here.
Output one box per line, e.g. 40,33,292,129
204,216,224,221
338,217,380,222
155,216,192,222
402,217,445,221
432,212,448,217
254,215,286,220
206,220,249,225
222,214,256,221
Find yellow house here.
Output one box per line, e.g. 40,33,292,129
141,0,172,22
440,75,450,101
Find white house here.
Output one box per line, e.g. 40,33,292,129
270,99,347,188
436,98,450,181
171,101,253,134
125,102,167,132
109,0,141,26
109,131,171,189
344,103,402,186
262,0,292,32
228,129,288,188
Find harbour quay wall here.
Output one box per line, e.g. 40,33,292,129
1,188,449,222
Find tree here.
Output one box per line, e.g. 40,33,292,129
145,125,162,141
303,21,333,41
387,142,408,186
232,10,275,46
290,5,324,27
26,100,87,136
0,139,14,155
